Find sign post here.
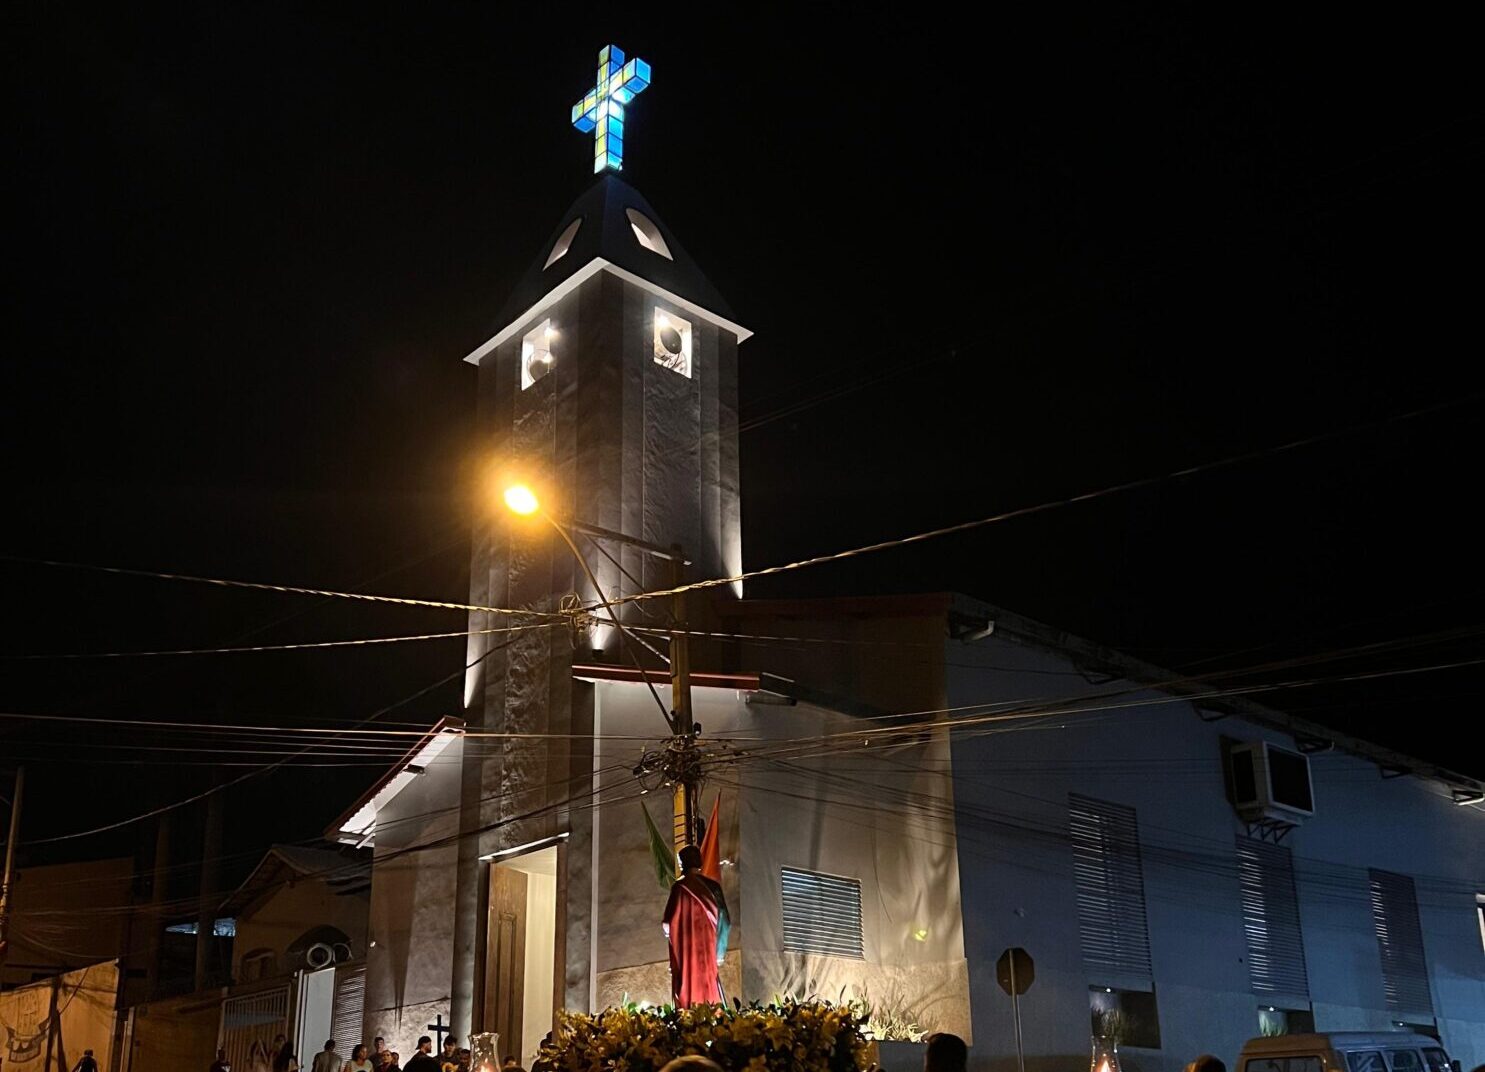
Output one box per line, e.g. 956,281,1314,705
995,947,1035,1072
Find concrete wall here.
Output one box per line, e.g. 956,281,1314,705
591,681,971,1037
124,990,221,1072
0,961,120,1072
945,628,1485,1072
2,858,134,989
363,734,465,1055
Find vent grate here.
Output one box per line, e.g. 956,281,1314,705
781,867,864,959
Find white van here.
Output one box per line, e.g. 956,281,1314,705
1238,1032,1458,1072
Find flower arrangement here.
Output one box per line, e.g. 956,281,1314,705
534,1000,873,1072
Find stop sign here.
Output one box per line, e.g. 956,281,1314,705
996,947,1034,995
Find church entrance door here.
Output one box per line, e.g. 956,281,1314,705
483,846,558,1068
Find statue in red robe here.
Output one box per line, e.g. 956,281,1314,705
662,844,730,1007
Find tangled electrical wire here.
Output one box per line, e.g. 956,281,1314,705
632,730,706,795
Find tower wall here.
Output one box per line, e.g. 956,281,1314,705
450,266,743,1036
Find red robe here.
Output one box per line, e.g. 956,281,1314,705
662,872,727,1007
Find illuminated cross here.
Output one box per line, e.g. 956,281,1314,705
571,44,651,173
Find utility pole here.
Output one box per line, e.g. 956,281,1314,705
0,765,25,962
194,788,224,991
669,547,697,851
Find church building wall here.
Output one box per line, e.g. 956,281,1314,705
945,630,1485,1072
363,736,466,1056
589,681,972,1038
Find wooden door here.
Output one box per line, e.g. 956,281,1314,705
483,866,527,1054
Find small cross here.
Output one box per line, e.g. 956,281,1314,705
571,44,651,174
427,1014,451,1049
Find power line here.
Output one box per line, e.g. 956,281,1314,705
608,393,1485,610
10,635,511,846
0,622,558,660
0,553,574,622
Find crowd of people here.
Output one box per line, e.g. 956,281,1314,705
208,1035,529,1072
208,1031,974,1072
199,1027,1483,1072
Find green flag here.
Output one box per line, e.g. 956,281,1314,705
641,800,677,890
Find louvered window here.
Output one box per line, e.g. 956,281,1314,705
1070,794,1152,985
781,867,864,959
332,964,366,1056
1237,838,1310,1001
1368,869,1433,1016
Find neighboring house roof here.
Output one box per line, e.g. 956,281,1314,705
220,842,371,920
324,716,465,847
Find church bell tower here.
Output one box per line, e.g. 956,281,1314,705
447,49,749,1043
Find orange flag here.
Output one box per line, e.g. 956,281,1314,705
699,792,722,881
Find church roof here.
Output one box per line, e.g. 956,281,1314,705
467,175,745,363
325,716,465,847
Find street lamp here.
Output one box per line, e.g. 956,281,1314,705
500,483,700,850
503,484,540,516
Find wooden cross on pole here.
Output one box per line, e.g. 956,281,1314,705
427,1014,451,1050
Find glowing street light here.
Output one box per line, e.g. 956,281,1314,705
503,484,540,516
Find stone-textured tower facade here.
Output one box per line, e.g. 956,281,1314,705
448,176,748,1037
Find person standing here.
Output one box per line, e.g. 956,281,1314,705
210,1049,232,1072
403,1037,440,1072
344,1044,375,1072
662,845,730,1006
72,1050,99,1072
273,1034,299,1072
311,1040,342,1072
440,1037,461,1072
925,1033,968,1072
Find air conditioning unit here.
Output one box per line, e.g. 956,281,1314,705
1227,740,1314,824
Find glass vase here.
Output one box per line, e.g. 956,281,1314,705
471,1031,500,1072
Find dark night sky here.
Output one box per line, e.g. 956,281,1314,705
3,7,1482,880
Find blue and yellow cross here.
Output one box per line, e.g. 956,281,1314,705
571,44,651,173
